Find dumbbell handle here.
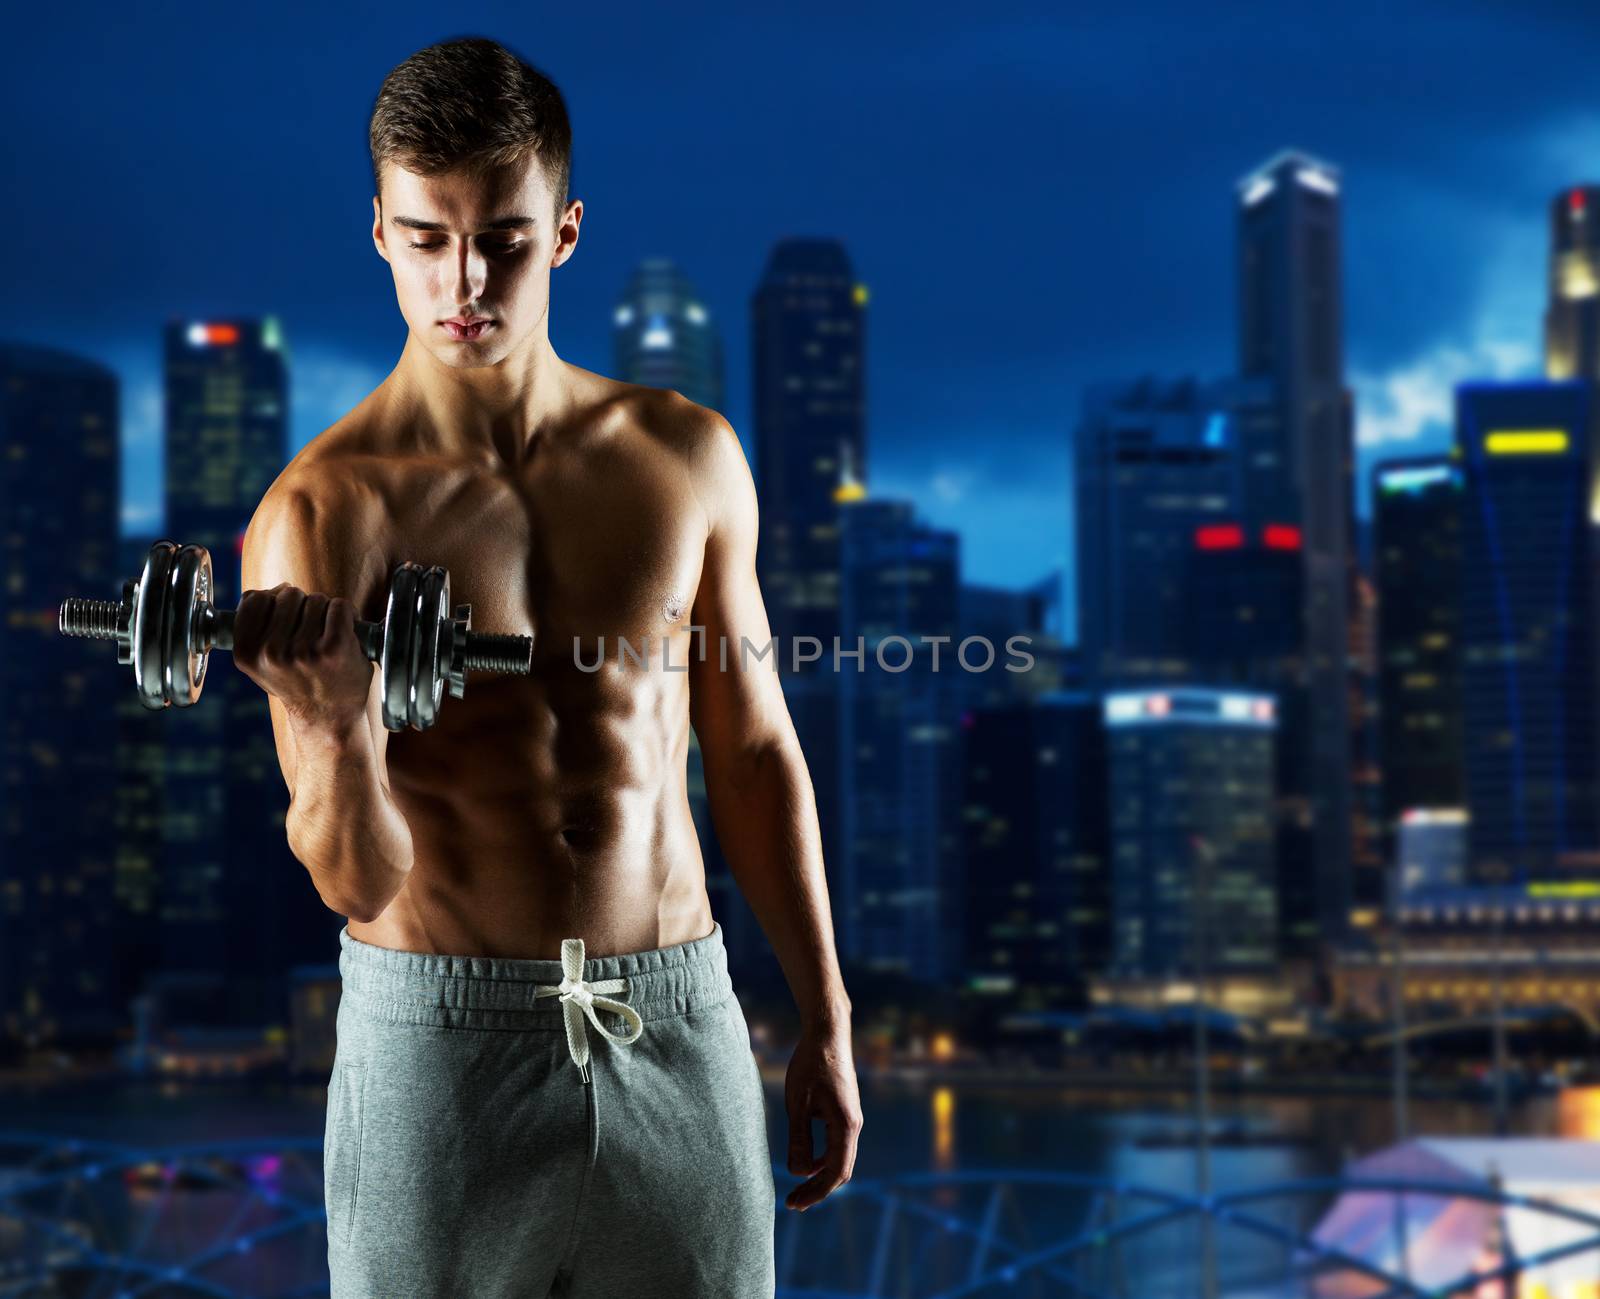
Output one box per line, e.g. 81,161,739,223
60,598,534,676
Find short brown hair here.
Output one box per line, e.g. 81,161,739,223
368,37,573,223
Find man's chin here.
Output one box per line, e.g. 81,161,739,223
423,335,510,368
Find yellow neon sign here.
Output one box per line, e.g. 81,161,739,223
1485,429,1570,454
1528,881,1600,898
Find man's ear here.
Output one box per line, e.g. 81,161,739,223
372,195,390,265
551,198,583,270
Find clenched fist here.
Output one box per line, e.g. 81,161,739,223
232,583,373,730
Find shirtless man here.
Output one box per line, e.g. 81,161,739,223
231,37,860,1298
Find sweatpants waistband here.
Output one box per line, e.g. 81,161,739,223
336,920,733,1033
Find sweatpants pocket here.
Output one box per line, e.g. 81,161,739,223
324,1061,367,1246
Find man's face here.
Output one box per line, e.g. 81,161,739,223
372,157,581,368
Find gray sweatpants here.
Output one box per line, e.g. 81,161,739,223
324,920,776,1297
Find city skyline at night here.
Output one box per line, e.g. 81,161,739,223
7,3,1600,615
17,13,1600,1295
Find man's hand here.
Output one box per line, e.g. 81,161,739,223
232,582,373,732
784,1019,863,1211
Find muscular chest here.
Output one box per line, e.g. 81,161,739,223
369,452,707,670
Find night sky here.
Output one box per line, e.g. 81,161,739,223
6,0,1599,616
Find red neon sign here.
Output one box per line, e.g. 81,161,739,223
1263,524,1302,550
1194,523,1244,550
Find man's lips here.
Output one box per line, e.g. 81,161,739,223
441,318,493,340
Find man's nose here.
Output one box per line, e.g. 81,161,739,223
451,241,488,306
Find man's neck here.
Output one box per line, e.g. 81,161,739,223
390,328,575,463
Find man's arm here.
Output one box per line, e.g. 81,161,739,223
684,404,861,1210
239,483,414,922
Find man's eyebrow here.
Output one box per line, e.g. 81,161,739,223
390,216,537,232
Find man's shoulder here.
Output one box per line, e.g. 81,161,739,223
244,411,389,566
609,382,741,479
607,386,752,546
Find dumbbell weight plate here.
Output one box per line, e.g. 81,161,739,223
131,540,178,711
404,566,442,731
380,564,418,733
163,544,213,707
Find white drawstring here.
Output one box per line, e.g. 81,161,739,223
533,938,644,1083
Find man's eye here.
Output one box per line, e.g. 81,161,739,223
406,240,523,253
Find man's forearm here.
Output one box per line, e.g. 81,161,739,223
285,717,414,923
703,735,852,1031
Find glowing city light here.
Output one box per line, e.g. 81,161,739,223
1104,688,1275,729
1399,808,1469,825
1220,694,1253,720
186,323,239,347
1484,429,1570,455
1379,464,1454,494
1195,523,1244,550
1296,167,1339,196
1241,176,1275,206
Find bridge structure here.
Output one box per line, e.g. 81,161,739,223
3,1130,1598,1297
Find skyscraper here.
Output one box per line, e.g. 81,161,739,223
1544,186,1600,382
612,257,726,414
1373,458,1465,852
751,238,867,657
957,581,1053,709
165,318,289,553
963,693,1109,1009
837,496,961,981
751,238,867,903
1235,148,1355,949
1104,687,1280,1010
1073,375,1244,685
1456,381,1600,887
0,343,121,1049
1348,564,1385,917
162,318,335,1018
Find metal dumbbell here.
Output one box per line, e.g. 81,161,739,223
58,539,535,732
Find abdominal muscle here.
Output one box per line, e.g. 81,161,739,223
342,672,716,961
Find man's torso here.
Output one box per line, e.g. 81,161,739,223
263,364,717,959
